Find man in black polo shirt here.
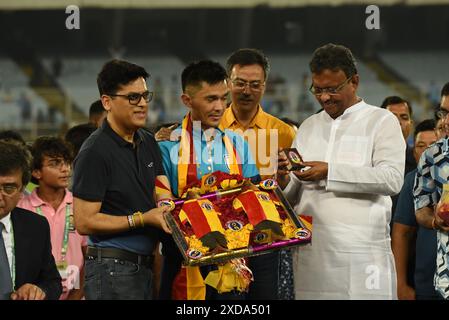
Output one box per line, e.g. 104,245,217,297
72,59,171,300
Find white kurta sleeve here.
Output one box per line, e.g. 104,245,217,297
326,113,405,196
281,172,302,206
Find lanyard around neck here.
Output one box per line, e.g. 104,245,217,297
36,204,71,261
9,222,15,287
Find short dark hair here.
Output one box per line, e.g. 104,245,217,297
414,119,435,140
226,48,270,80
65,123,97,156
0,130,26,146
30,136,73,184
0,141,32,187
441,82,449,97
434,106,442,121
181,60,227,92
97,59,149,95
89,100,105,118
380,96,413,117
309,43,358,78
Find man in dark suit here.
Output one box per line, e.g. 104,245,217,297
0,141,62,300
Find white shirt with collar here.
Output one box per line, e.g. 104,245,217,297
283,99,405,299
0,213,13,277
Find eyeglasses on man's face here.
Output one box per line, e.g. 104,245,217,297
231,79,265,92
108,91,154,105
309,76,353,96
0,183,20,197
436,108,449,119
43,158,71,170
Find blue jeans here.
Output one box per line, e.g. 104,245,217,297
84,256,153,300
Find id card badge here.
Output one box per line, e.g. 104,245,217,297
56,261,68,279
69,214,76,232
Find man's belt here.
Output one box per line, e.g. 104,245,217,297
86,246,154,267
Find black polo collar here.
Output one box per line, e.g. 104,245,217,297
102,120,144,148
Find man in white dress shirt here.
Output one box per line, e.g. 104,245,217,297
277,43,405,299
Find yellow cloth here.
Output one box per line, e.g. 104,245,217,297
204,262,249,293
155,176,172,199
233,190,282,225
186,266,206,300
220,104,295,178
178,199,225,238
178,113,193,197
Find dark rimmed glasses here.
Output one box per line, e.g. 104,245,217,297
108,91,154,105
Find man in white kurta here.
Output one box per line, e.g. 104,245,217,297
278,43,405,299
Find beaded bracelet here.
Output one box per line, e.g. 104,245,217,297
133,211,145,228
127,214,136,229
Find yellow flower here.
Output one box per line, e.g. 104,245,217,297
282,218,297,239
185,235,210,254
224,224,253,249
220,179,244,190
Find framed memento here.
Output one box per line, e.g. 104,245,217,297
280,148,305,171
162,172,312,266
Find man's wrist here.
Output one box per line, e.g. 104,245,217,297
127,211,145,229
133,211,145,228
432,217,438,230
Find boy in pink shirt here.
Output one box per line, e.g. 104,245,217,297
18,136,86,300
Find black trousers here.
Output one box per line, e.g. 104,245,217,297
246,251,280,300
